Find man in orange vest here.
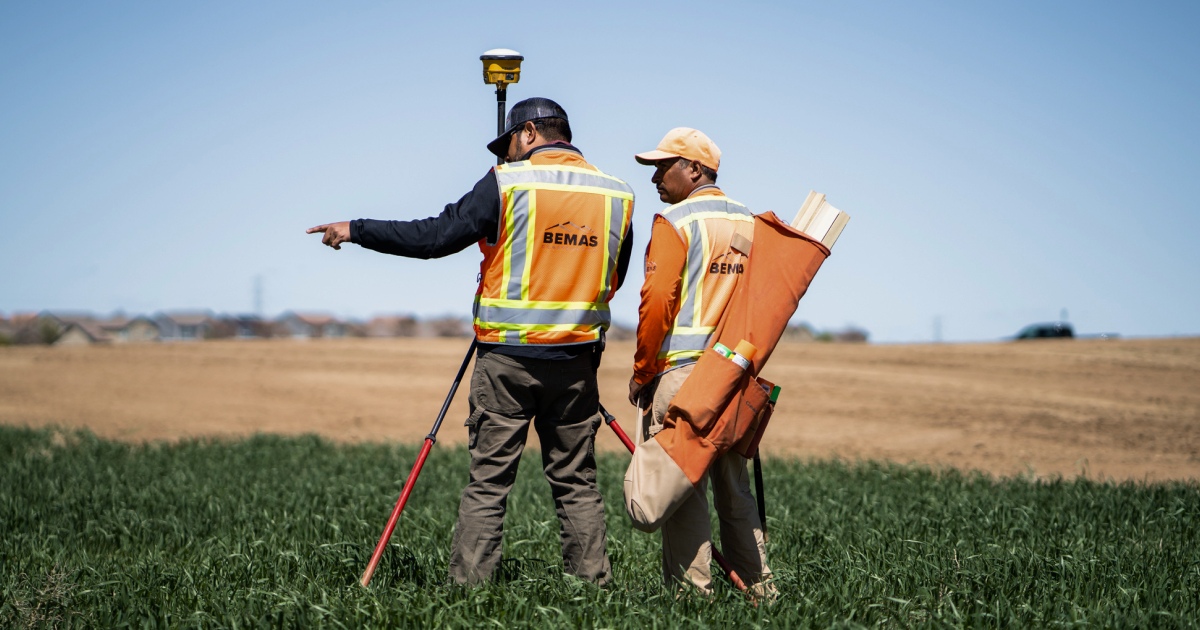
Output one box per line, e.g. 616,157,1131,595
628,128,772,594
308,98,635,585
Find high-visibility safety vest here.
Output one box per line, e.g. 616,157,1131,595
473,157,634,346
658,194,754,369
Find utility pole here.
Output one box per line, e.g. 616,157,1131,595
480,49,524,164
253,275,263,318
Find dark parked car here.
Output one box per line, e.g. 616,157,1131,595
1015,322,1074,339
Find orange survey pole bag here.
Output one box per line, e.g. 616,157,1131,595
624,211,831,531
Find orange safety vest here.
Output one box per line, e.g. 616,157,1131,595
473,151,634,345
656,192,755,369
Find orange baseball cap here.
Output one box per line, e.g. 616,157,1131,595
635,128,721,172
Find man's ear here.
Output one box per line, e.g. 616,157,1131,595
688,159,704,183
522,121,539,145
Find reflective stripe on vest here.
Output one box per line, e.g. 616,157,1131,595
657,196,754,367
474,161,634,345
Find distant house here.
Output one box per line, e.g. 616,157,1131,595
276,312,346,339
366,315,419,338
211,315,273,339
41,311,95,329
833,327,869,343
99,316,160,343
0,316,15,344
41,311,101,345
51,314,160,345
780,323,816,343
55,321,112,345
155,312,214,341
420,316,471,338
2,311,162,345
7,313,55,345
9,314,39,331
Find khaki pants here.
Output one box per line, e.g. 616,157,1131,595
449,351,611,585
635,364,773,594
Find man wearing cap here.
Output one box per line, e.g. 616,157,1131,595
628,128,773,595
307,98,635,586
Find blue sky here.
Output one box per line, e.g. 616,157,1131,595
2,1,1197,342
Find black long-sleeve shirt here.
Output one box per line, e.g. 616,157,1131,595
349,144,634,360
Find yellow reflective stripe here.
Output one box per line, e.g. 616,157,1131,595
597,195,612,302
500,193,517,298
668,325,716,335
616,198,632,296
477,297,611,311
665,195,749,211
500,182,634,200
498,330,507,343
672,210,754,230
477,321,602,332
521,190,536,301
677,223,692,323
694,220,710,325
519,330,528,344
497,163,628,184
659,349,704,362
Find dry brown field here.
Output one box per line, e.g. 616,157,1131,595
1,336,1197,482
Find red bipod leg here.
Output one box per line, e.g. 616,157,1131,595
360,438,433,586
359,340,477,587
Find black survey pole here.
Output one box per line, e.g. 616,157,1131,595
425,339,478,442
753,452,768,541
496,87,507,165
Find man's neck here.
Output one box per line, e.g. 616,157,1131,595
518,140,578,161
683,182,720,199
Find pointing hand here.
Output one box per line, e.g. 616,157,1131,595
307,222,352,250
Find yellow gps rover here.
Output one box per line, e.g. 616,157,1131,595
480,49,523,89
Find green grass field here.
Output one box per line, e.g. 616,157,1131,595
2,426,1197,629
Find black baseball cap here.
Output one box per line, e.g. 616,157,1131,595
487,97,570,158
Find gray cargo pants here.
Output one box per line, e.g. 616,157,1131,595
448,350,611,585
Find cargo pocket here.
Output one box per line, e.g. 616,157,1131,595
464,406,485,450
471,352,531,417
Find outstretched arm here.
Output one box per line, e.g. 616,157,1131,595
306,171,500,258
